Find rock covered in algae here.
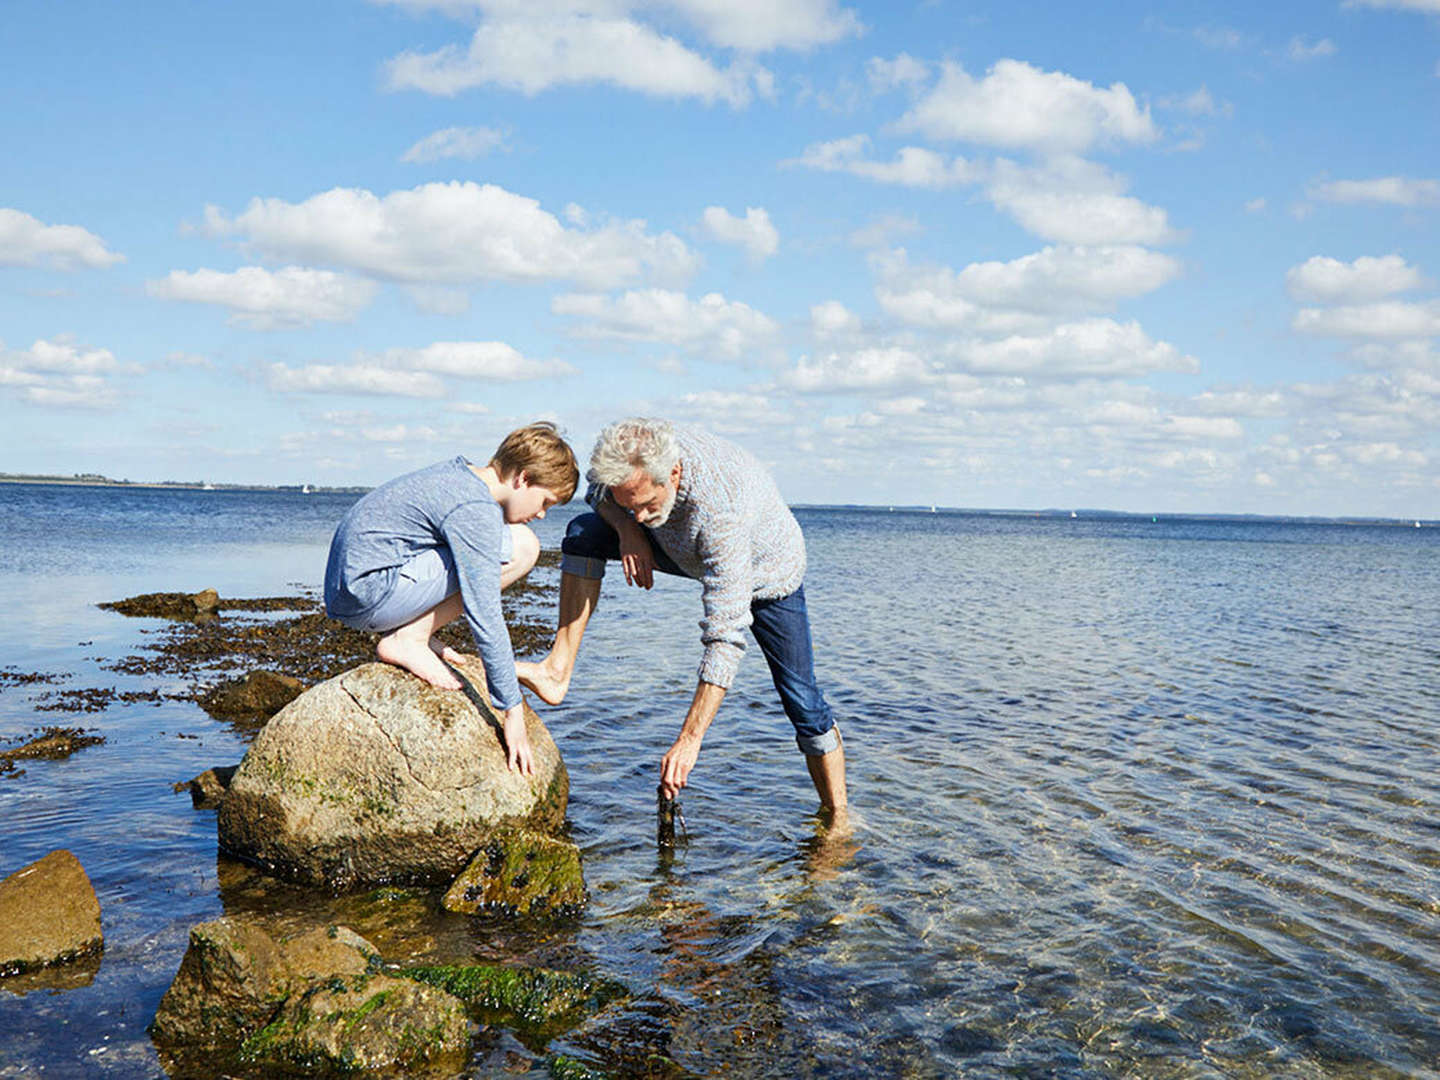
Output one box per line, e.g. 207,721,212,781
198,669,304,727
153,918,468,1074
217,659,568,888
240,972,469,1075
442,828,586,917
402,962,626,1041
0,850,103,977
100,588,220,619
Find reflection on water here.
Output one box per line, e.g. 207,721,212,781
1,486,1438,1077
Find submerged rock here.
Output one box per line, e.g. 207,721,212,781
174,764,238,809
198,670,305,728
0,850,103,977
153,918,468,1076
0,727,105,778
100,588,220,619
402,962,626,1042
240,971,470,1075
217,659,568,889
442,828,586,917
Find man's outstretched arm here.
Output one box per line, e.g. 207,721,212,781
660,680,726,799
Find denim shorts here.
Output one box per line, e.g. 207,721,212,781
559,511,840,756
340,529,513,635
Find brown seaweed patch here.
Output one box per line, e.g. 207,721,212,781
0,727,105,778
99,589,221,619
0,668,66,688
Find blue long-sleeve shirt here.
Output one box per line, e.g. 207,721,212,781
323,456,521,711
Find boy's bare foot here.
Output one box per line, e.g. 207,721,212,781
514,658,571,705
377,634,463,690
428,639,468,666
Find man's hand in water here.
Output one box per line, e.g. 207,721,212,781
502,706,534,776
660,731,702,800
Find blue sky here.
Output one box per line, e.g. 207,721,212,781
2,0,1438,516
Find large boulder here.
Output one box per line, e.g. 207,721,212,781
0,850,103,976
217,659,568,888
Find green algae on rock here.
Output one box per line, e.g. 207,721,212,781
400,962,626,1044
442,828,586,917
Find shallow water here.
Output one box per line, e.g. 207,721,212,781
1,485,1437,1077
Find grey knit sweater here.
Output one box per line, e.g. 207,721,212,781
591,425,806,688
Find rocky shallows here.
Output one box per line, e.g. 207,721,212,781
217,658,569,890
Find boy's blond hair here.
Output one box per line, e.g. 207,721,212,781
490,422,579,502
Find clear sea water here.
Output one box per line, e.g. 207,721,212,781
0,482,1437,1078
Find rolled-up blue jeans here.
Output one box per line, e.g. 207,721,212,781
560,511,840,757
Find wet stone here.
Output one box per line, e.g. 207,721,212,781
173,765,238,809
198,670,305,730
100,588,221,619
0,851,104,978
443,828,586,917
401,962,627,1044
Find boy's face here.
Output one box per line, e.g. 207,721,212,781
504,473,560,524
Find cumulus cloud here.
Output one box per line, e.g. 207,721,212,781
1293,300,1440,338
1285,254,1426,303
369,341,576,379
780,345,934,392
893,59,1158,154
1310,176,1440,207
1287,36,1337,61
401,125,507,162
147,267,380,329
552,288,779,357
0,208,124,270
874,244,1182,328
986,158,1181,245
266,363,448,397
810,300,862,337
951,319,1198,377
0,336,132,409
700,206,779,260
785,134,978,189
866,53,929,93
203,182,699,290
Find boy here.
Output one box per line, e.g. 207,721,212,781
323,422,578,776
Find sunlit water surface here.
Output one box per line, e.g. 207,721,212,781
0,484,1436,1078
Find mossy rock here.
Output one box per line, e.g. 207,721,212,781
240,972,469,1074
401,963,626,1043
442,829,586,917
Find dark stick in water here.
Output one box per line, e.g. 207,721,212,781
657,783,688,847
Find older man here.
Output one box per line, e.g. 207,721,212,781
516,418,846,811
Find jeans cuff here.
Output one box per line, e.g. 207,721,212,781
560,552,607,579
796,723,840,757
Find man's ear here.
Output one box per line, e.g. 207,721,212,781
670,462,682,486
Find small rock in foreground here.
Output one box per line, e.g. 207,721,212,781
198,670,304,728
100,589,221,619
0,850,103,977
173,765,238,809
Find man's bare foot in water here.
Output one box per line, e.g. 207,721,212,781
514,659,571,705
376,633,463,690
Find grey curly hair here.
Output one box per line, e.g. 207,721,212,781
588,418,680,487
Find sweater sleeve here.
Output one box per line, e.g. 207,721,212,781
693,508,753,688
439,503,522,712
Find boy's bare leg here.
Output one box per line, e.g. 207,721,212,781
433,526,540,667
377,593,465,690
515,572,601,705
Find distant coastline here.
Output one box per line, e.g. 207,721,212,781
1,474,1428,527
0,472,369,495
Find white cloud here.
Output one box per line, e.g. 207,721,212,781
371,341,576,379
0,337,132,409
662,0,863,51
780,345,933,392
1293,300,1440,338
0,208,124,270
553,288,779,356
875,245,1182,327
986,158,1180,245
1285,255,1425,303
204,182,699,290
811,300,862,337
1157,86,1227,116
848,213,921,249
893,59,1158,154
384,13,766,106
1342,0,1440,12
786,134,978,189
401,125,507,162
1287,36,1337,61
266,363,448,397
1310,176,1440,207
700,206,779,260
146,266,380,329
866,53,929,93
953,319,1198,377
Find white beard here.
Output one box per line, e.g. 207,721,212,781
639,481,678,527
